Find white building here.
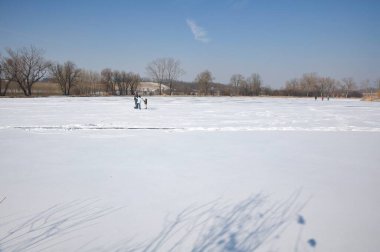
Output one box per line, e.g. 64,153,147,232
137,82,169,95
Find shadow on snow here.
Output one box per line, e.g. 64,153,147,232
0,191,316,252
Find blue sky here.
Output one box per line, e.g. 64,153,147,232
1,0,379,87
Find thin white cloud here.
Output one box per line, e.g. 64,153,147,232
186,19,210,43
230,0,249,9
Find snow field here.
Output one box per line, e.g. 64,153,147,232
0,97,379,251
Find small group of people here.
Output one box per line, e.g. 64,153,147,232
314,95,330,101
134,94,147,109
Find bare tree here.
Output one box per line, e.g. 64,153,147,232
165,58,185,95
101,68,115,95
146,58,166,95
0,55,11,96
146,58,185,95
361,79,377,99
284,74,338,98
230,74,245,96
77,70,102,95
376,78,380,98
195,70,213,96
49,61,81,95
300,73,318,97
119,71,129,95
342,77,356,98
323,77,336,98
112,70,138,96
100,69,140,96
239,78,250,96
247,73,262,96
318,77,327,98
361,79,373,94
113,70,123,95
334,80,341,97
2,46,50,96
285,78,300,96
126,72,140,95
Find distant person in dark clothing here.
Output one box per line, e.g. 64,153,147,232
143,98,148,109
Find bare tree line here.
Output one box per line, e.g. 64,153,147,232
76,70,102,95
100,68,141,96
229,73,262,96
0,46,142,96
283,73,371,98
1,45,379,98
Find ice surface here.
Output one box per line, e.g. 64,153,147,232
0,97,379,251
1,96,379,132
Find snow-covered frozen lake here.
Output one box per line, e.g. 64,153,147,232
0,97,379,251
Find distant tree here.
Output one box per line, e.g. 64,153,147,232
195,70,213,96
2,46,50,96
318,77,335,98
376,78,380,98
146,58,184,95
342,77,356,98
146,58,166,95
165,58,185,95
77,70,102,95
247,73,262,96
230,74,245,96
323,77,336,98
333,80,341,97
119,71,129,95
239,78,250,96
261,85,273,96
115,71,139,95
361,79,378,99
300,73,318,97
49,61,81,95
113,70,123,95
360,79,375,95
126,72,140,95
0,55,11,96
284,74,340,98
285,78,300,96
101,68,115,95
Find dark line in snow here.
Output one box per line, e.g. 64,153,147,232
14,126,181,131
7,126,380,132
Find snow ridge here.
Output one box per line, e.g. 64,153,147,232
3,124,380,132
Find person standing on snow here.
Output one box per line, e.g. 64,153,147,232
143,98,148,109
134,94,138,109
137,95,142,110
